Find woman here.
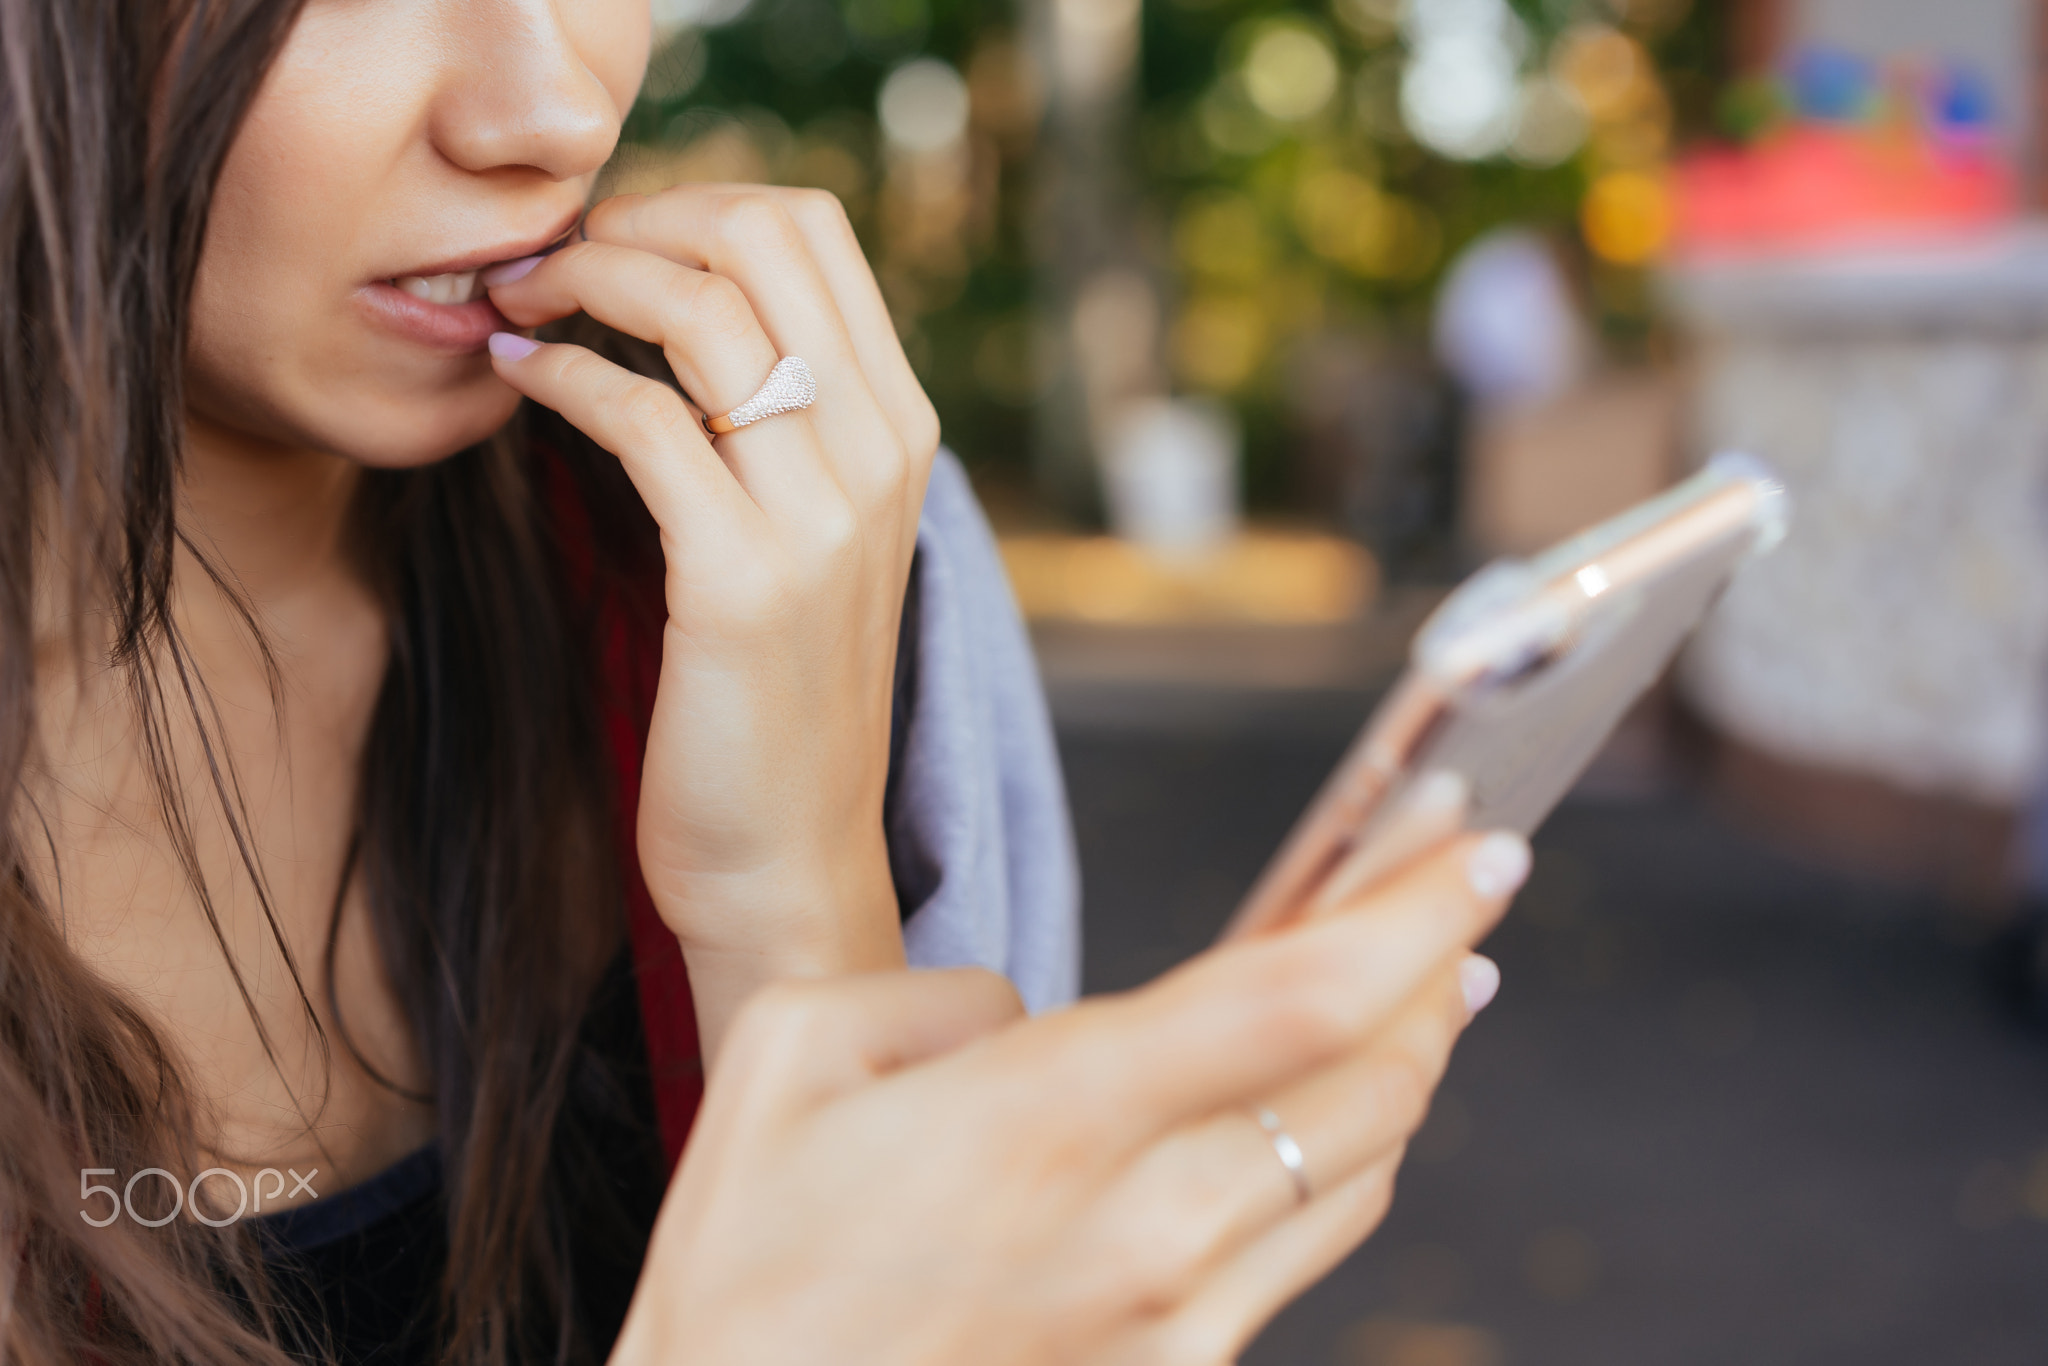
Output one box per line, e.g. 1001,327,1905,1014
1,1,1525,1363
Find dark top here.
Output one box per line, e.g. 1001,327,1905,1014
218,446,1083,1363
251,951,667,1365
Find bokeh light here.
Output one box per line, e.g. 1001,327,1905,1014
1172,293,1269,394
628,0,1716,499
878,58,969,154
1398,0,1529,161
643,30,709,104
1580,169,1671,264
1508,76,1590,166
1199,76,1281,158
1332,0,1405,48
1552,24,1647,122
1243,23,1341,124
1173,193,1275,287
1293,169,1440,281
650,0,754,40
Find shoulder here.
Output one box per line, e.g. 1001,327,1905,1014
920,449,998,549
914,449,1016,616
891,449,1080,1010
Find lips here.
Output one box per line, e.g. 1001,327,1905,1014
392,269,488,305
358,280,510,353
358,216,580,354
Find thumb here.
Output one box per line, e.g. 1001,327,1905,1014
717,968,1027,1117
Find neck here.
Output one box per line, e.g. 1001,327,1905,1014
32,416,426,1187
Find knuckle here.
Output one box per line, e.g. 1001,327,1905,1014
1130,1207,1219,1299
902,402,942,465
549,239,601,276
552,348,613,393
714,192,802,257
999,1013,1122,1147
544,346,595,384
681,273,758,342
786,187,857,241
1352,1159,1400,1228
809,494,861,558
863,450,917,518
1375,1051,1435,1135
1269,996,1353,1065
1255,960,1357,1060
583,194,641,238
1150,1315,1240,1366
1095,1234,1191,1318
607,381,688,443
787,185,848,221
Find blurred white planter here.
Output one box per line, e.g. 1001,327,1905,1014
1102,397,1241,559
1662,227,2048,805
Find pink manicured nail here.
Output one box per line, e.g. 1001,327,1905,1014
1460,955,1502,1016
481,254,544,287
488,332,540,361
1466,832,1531,899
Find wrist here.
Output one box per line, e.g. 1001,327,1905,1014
651,842,901,964
648,838,905,1061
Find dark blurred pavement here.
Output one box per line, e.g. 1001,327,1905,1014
1061,703,2048,1366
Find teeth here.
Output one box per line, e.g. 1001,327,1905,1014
392,270,482,305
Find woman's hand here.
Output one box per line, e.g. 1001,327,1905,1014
485,187,938,1058
610,830,1527,1366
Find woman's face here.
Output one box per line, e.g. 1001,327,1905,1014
187,0,651,468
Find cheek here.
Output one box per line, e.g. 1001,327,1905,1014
191,8,400,380
184,0,649,468
184,8,516,466
188,127,352,417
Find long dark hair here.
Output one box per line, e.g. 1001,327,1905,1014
0,1,661,1361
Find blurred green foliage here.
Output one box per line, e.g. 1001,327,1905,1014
624,0,1731,509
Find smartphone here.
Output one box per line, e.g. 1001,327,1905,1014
1225,452,1790,937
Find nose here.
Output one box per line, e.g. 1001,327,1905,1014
428,0,627,183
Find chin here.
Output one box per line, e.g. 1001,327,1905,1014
326,374,528,471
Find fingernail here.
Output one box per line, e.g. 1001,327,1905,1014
1405,769,1469,820
488,331,539,360
1466,832,1531,899
482,255,544,287
1460,955,1502,1016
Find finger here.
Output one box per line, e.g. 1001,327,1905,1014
1252,955,1481,1196
586,189,856,375
493,243,781,433
1035,831,1528,1136
680,970,1025,1210
747,187,939,466
489,243,836,514
486,334,756,545
1144,1156,1403,1366
593,187,913,444
1307,769,1469,916
1143,957,1502,1357
1082,958,1478,1294
588,188,935,492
